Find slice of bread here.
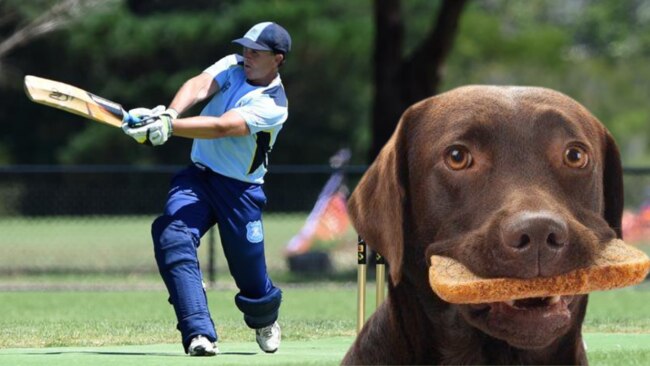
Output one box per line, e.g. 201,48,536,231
429,239,650,304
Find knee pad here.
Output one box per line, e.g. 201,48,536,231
151,216,199,270
234,287,282,328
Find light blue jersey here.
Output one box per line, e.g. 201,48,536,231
191,54,288,184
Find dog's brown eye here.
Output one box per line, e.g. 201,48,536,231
445,146,473,170
564,146,588,169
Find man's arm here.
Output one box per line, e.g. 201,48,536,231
122,71,230,146
168,68,253,139
172,109,250,139
169,72,220,115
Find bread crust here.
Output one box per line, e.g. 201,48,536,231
429,239,650,304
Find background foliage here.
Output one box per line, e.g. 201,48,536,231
1,0,650,166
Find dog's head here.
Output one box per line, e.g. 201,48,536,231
349,86,622,350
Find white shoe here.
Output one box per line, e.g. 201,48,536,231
188,335,218,356
255,321,281,353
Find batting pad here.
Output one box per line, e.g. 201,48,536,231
235,287,282,329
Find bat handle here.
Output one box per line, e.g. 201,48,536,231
122,110,142,127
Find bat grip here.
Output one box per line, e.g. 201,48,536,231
122,111,143,127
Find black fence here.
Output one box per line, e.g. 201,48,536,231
2,165,650,216
1,165,649,279
0,165,366,278
0,165,367,216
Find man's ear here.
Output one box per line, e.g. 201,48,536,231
275,53,285,67
347,113,411,284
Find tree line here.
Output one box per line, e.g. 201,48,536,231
1,0,649,166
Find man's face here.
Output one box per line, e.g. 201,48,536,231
242,47,282,85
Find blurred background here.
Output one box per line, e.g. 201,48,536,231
1,0,650,287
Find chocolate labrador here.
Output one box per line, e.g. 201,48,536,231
343,86,622,365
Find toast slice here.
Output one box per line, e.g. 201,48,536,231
429,239,650,304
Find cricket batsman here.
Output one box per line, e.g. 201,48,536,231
121,22,291,356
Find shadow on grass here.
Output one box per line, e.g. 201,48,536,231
20,351,182,357
20,350,256,357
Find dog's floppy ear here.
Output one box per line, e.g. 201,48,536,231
602,130,623,238
348,116,410,284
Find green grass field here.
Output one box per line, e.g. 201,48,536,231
0,286,649,365
0,215,357,278
1,216,650,364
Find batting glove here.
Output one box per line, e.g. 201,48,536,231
122,108,177,146
123,105,166,127
146,109,177,146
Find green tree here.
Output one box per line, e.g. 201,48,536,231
2,0,650,168
442,0,650,165
369,0,468,161
2,0,375,165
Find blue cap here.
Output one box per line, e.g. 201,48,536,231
232,22,292,54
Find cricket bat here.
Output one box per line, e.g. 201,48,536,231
24,75,128,128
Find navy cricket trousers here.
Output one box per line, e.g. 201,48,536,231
151,164,282,350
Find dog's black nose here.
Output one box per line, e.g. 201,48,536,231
500,211,569,276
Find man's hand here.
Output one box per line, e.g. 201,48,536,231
145,109,176,145
124,105,166,127
122,107,177,146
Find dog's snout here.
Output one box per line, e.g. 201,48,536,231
500,211,569,276
502,212,568,250
502,211,568,250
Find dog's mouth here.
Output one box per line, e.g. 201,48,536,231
462,295,576,349
470,295,572,313
428,237,649,349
